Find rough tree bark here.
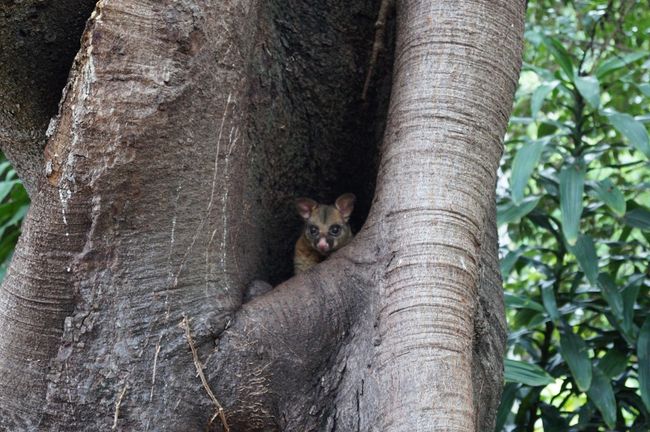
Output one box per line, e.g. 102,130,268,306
0,0,524,431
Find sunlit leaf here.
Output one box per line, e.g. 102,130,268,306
497,197,540,227
639,318,650,412
504,359,554,387
559,163,585,245
0,180,18,204
511,140,545,204
574,75,600,108
596,51,649,78
586,366,617,429
531,81,559,116
559,328,592,392
605,112,650,158
590,179,626,216
639,83,650,97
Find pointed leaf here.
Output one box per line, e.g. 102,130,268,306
598,274,624,322
559,164,585,245
638,318,650,412
0,180,18,204
531,81,559,116
504,293,545,312
639,83,650,97
540,403,569,432
623,207,650,230
504,359,554,387
494,382,518,432
541,284,560,322
591,179,626,216
542,37,575,79
586,366,617,429
597,349,627,379
574,75,600,108
500,250,521,278
596,51,648,78
559,328,592,392
606,112,650,158
567,234,598,286
511,141,544,204
622,277,642,339
497,197,540,227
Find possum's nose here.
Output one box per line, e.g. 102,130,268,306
317,237,330,253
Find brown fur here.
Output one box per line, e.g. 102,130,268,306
294,193,355,274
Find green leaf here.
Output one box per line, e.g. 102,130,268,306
531,81,559,116
0,161,12,178
638,318,650,412
597,274,624,322
623,207,650,230
567,234,598,286
504,292,545,312
559,328,592,392
511,141,544,204
540,403,569,432
591,179,626,216
0,180,19,204
542,37,575,79
639,83,650,97
622,277,642,340
586,366,617,429
597,349,627,379
559,163,585,245
596,51,649,79
504,359,554,387
500,250,521,278
574,75,600,108
497,197,540,227
541,284,560,322
605,112,650,158
494,383,518,432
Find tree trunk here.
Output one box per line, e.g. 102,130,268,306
0,0,524,431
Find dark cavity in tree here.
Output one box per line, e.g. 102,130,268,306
0,0,98,192
247,0,395,285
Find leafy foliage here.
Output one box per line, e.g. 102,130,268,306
498,0,650,430
0,154,30,282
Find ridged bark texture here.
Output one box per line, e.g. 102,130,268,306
0,0,524,430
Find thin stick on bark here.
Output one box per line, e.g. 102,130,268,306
362,0,394,101
180,316,229,432
112,383,128,430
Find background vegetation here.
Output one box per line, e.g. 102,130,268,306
0,154,29,282
0,0,647,430
499,0,649,430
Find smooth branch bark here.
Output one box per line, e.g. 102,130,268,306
0,0,524,431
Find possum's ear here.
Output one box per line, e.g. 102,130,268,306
335,193,356,221
296,198,318,220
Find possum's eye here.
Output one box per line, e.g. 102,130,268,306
308,225,319,237
328,225,341,236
